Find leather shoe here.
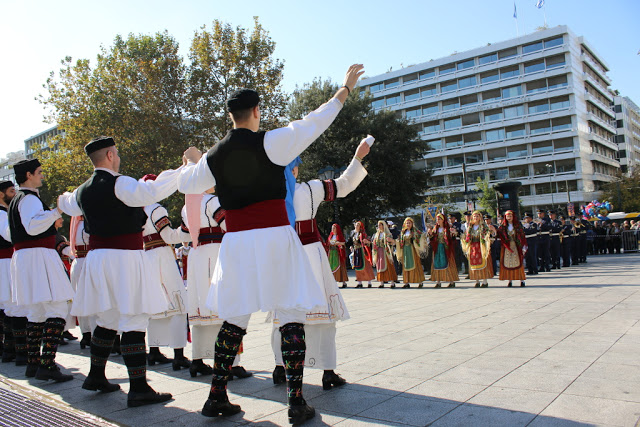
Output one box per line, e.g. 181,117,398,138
35,365,73,382
288,401,315,425
127,388,172,408
272,365,286,385
447,283,456,288
82,376,120,393
1,352,16,363
189,360,213,378
25,363,39,378
15,354,27,366
63,331,78,341
172,356,191,371
228,365,252,380
402,284,410,288
147,351,171,366
201,399,242,417
322,371,346,390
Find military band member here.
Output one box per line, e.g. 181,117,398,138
571,218,581,265
535,209,552,272
559,215,573,268
548,210,562,270
522,213,539,275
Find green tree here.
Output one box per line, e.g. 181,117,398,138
475,177,497,217
186,17,287,150
601,169,640,212
289,80,430,233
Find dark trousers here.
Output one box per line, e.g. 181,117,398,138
537,235,551,272
561,239,572,267
550,237,561,268
525,238,538,274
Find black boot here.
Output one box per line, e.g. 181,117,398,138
62,331,77,341
322,370,346,390
201,399,242,417
84,326,116,391
13,317,27,366
35,364,73,383
189,359,213,377
272,365,286,385
172,348,190,371
281,323,315,424
2,316,16,363
521,281,526,287
82,376,120,393
228,365,252,380
79,332,91,350
147,347,171,365
111,335,121,355
36,318,70,382
288,400,315,425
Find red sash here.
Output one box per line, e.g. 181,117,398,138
225,199,289,232
75,245,89,258
14,236,56,251
198,227,224,245
0,247,13,258
89,232,143,251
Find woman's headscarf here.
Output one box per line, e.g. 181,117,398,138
500,210,522,229
374,220,392,241
284,156,302,228
327,223,346,262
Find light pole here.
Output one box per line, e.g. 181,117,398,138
545,163,554,209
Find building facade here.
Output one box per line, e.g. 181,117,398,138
24,125,64,160
359,25,618,213
0,151,26,184
614,96,640,175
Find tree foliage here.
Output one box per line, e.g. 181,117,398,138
601,169,640,212
289,80,430,234
475,177,498,217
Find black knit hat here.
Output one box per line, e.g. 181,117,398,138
84,136,115,156
226,89,260,112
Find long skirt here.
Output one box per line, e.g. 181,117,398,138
353,247,374,282
375,250,397,282
333,262,348,282
430,244,459,283
468,242,494,280
402,246,425,283
328,247,348,282
499,242,526,281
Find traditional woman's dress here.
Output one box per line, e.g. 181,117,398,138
399,229,425,283
429,227,459,283
462,225,494,280
328,235,348,282
353,231,374,282
372,232,397,282
498,224,526,281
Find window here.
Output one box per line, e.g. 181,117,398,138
461,113,480,126
509,165,529,178
427,158,443,169
447,155,464,167
486,128,505,142
444,117,462,130
548,75,568,90
442,98,459,111
557,180,577,192
427,176,445,187
467,171,486,182
484,109,502,122
420,69,435,80
426,139,442,150
499,47,517,59
439,64,455,75
545,36,563,48
404,89,420,102
487,148,507,161
481,71,499,84
504,105,525,119
534,162,553,175
372,98,385,109
506,125,525,139
403,73,418,84
552,116,572,132
466,152,483,164
479,53,498,65
464,132,482,145
519,185,532,196
535,183,553,194
445,136,463,148
423,120,440,134
550,96,570,110
441,80,457,93
457,59,475,70
530,120,551,135
501,65,520,79
532,140,553,155
507,145,528,158
406,107,421,119
555,159,576,173
421,85,437,97
523,41,543,54
385,79,399,89
554,137,573,151
546,54,566,69
422,103,439,115
490,168,509,180
529,99,550,114
386,95,401,105
458,76,477,89
448,174,464,185
525,60,545,74
482,89,501,103
460,94,478,107
502,85,522,99
526,79,547,94
370,83,384,92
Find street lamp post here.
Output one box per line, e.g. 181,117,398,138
545,163,554,209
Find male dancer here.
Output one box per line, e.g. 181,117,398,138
178,64,364,424
0,181,17,363
58,137,198,406
9,159,75,382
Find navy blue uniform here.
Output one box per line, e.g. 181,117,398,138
549,218,563,269
571,223,581,265
536,217,551,272
561,222,573,267
523,222,539,275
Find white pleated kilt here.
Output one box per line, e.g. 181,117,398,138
272,323,337,370
146,246,187,319
187,243,223,325
70,258,97,333
0,258,12,308
206,225,326,320
72,249,168,317
10,248,74,306
190,324,242,363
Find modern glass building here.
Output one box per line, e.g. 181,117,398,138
359,25,618,212
614,96,640,175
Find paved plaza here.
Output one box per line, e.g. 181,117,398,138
1,253,639,426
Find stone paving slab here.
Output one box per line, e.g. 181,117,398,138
0,253,639,426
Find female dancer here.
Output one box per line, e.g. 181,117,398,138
461,211,494,287
327,224,348,288
497,210,527,287
352,221,374,288
428,213,459,288
397,217,426,288
372,221,397,288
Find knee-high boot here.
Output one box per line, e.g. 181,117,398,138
280,322,315,425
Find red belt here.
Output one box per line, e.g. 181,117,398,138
198,226,224,245
0,247,13,259
225,199,289,232
89,232,143,251
75,245,89,258
14,236,56,251
143,233,168,251
295,219,322,246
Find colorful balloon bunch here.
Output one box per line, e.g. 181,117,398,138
580,200,613,220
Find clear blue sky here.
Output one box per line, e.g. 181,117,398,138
1,0,638,158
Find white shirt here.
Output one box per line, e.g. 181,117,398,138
0,208,10,242
143,203,189,245
17,187,61,236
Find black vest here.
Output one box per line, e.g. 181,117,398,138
76,170,147,237
206,129,285,210
8,189,57,244
0,206,12,249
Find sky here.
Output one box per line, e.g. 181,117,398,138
1,0,638,158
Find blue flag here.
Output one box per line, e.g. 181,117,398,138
421,210,427,232
513,2,517,18
536,0,544,8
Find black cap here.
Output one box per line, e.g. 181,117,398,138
537,209,545,214
464,211,472,216
13,159,41,177
0,180,14,192
523,212,532,218
227,89,260,112
558,215,565,220
548,209,556,214
84,136,115,155
483,214,492,219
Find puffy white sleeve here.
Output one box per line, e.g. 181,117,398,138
0,211,10,242
115,167,181,207
177,156,216,195
335,158,368,198
264,98,343,166
150,205,188,245
58,190,83,216
19,195,61,236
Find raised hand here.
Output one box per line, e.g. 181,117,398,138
343,64,365,92
355,137,371,159
183,147,202,164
